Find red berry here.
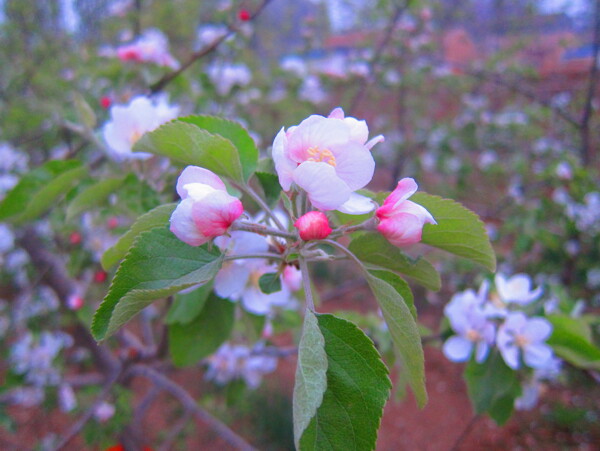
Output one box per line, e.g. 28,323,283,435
238,9,251,21
100,96,112,109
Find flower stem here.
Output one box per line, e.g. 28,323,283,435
232,221,296,240
318,239,364,270
224,253,284,262
299,257,315,311
238,183,287,231
329,216,377,238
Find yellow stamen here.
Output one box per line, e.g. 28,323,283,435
514,334,529,347
129,130,143,145
306,146,337,167
466,329,481,342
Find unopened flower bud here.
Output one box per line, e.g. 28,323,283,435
294,211,332,241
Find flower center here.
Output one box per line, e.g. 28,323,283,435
306,146,336,166
129,130,143,145
466,329,481,342
514,334,530,347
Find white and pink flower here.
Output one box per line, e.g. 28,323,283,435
116,29,179,69
102,95,179,161
294,211,332,241
170,166,243,246
376,178,436,247
496,312,553,370
272,108,383,213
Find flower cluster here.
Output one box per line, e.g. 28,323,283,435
204,343,278,389
168,109,436,255
115,29,179,69
213,230,300,315
443,273,555,371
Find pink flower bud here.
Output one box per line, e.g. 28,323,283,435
67,294,84,311
376,178,436,247
170,166,244,246
294,211,332,241
69,231,82,245
238,9,251,21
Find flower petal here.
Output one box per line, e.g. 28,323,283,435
524,343,553,369
337,193,375,214
377,213,424,247
169,198,208,246
191,191,243,237
523,317,552,342
272,128,295,191
287,116,350,163
443,336,473,362
176,166,226,199
330,141,375,191
293,161,351,210
214,262,250,300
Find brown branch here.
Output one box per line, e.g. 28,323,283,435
349,1,409,113
149,0,274,94
158,409,192,451
51,369,122,451
449,414,481,451
463,67,580,128
580,0,600,165
128,364,257,451
17,227,121,374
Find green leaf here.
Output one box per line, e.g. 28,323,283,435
72,92,97,129
368,269,416,319
259,272,282,294
66,177,124,221
256,171,281,207
92,227,224,341
411,192,496,272
169,293,235,366
299,314,391,450
348,233,441,291
464,351,521,425
0,160,86,222
546,314,600,370
293,310,328,449
179,115,258,182
365,272,427,408
101,203,177,270
133,121,244,182
165,283,212,325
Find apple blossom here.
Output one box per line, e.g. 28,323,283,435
272,108,383,213
495,273,543,306
375,178,436,247
294,211,332,240
170,166,243,247
102,96,179,161
496,312,554,370
116,29,180,69
443,288,496,363
94,401,116,422
206,63,252,96
205,343,277,389
214,231,298,315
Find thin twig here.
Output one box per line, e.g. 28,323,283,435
237,183,287,231
580,0,600,164
128,364,256,451
232,220,295,239
149,0,273,93
462,67,580,127
349,1,409,113
224,252,285,261
158,409,192,451
51,369,122,451
449,414,481,451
